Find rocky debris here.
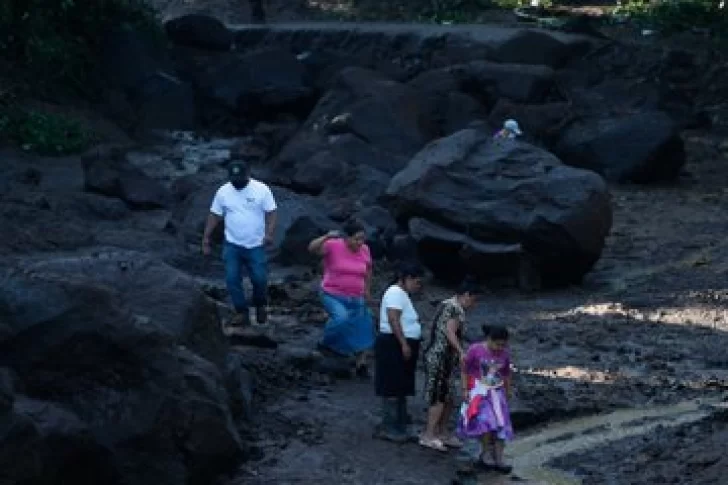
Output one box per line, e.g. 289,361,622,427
488,99,572,145
193,47,315,117
554,111,686,183
384,129,612,286
551,412,728,485
82,147,172,209
0,253,248,485
164,14,234,51
447,61,558,103
101,28,196,130
490,29,591,69
230,24,596,77
268,66,441,209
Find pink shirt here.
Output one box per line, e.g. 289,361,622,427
321,238,371,297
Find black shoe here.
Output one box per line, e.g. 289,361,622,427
255,306,267,324
493,464,513,475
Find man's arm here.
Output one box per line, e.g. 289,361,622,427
264,210,277,242
262,186,277,243
202,213,222,254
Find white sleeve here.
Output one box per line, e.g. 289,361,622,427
262,185,277,212
384,288,406,311
210,188,224,216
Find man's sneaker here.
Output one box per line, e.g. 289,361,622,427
255,306,268,324
230,311,250,327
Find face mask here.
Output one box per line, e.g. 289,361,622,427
231,178,249,190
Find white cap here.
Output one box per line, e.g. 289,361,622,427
504,119,522,135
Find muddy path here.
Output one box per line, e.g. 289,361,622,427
207,130,728,485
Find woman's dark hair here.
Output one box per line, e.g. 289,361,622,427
482,325,509,341
342,218,366,237
395,261,425,282
456,277,481,296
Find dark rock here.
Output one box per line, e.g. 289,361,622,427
100,28,196,130
488,99,572,145
407,69,488,136
491,29,591,68
270,67,438,201
269,187,339,266
554,111,686,183
384,129,612,286
354,206,398,259
0,261,243,485
82,149,172,209
408,218,522,284
195,47,314,116
165,14,233,51
224,353,254,421
0,397,119,485
449,61,557,103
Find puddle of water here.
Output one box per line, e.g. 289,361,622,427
469,399,723,485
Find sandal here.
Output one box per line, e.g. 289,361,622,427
441,436,464,448
418,436,448,452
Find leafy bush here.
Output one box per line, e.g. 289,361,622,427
0,0,161,96
615,0,728,34
0,108,92,155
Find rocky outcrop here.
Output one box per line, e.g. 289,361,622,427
554,111,687,183
0,252,247,485
384,129,612,286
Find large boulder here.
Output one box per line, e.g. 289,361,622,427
384,129,612,286
553,111,686,183
491,29,591,69
269,67,450,210
82,148,172,209
100,28,196,130
164,14,233,51
0,255,244,485
194,47,315,116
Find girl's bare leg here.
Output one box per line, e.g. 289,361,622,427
480,433,495,464
493,438,505,465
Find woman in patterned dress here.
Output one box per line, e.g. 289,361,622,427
419,280,480,451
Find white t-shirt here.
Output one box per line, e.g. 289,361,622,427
379,285,421,340
210,179,277,248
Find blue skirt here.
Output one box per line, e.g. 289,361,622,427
319,290,375,356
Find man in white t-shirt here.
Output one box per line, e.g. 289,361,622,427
202,160,277,326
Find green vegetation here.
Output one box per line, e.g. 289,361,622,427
0,0,161,96
0,106,93,155
615,0,727,35
0,0,161,154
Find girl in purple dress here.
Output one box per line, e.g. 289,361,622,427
457,325,513,473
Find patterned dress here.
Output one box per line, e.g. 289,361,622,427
422,297,465,406
456,343,514,441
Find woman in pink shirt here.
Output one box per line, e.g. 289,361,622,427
308,219,374,377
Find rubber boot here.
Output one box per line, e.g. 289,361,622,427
395,396,412,439
374,398,408,443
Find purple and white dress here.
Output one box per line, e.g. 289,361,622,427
456,343,514,441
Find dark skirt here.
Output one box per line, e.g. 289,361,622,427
375,333,420,398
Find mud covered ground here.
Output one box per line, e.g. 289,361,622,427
183,130,728,485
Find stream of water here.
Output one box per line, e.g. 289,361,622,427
459,399,724,484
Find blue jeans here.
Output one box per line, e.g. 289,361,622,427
320,290,375,356
223,242,268,312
